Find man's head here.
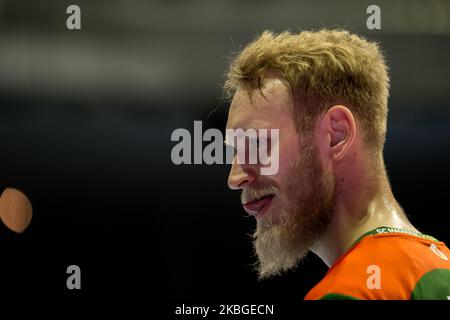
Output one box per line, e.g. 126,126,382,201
224,29,390,279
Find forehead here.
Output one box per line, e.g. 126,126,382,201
226,77,295,130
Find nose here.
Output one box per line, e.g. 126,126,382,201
227,158,256,190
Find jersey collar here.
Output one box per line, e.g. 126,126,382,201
352,226,439,248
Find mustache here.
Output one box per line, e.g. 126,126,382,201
241,184,277,204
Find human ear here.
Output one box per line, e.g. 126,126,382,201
324,105,356,161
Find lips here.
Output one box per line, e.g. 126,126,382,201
242,195,274,218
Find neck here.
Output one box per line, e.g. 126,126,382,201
310,160,418,267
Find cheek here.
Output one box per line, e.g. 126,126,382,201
269,128,302,190
279,134,301,171
271,148,299,189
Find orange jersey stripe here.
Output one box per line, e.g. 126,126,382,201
305,228,450,300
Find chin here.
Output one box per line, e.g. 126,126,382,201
255,233,310,280
258,202,283,227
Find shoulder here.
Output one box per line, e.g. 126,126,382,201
305,233,450,300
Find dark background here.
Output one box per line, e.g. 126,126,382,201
0,0,449,307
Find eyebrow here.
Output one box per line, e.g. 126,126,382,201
226,124,260,131
224,130,265,146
